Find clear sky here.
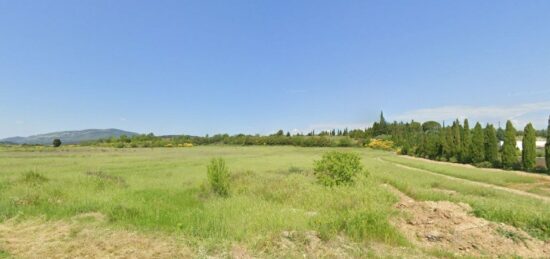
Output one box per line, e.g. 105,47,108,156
1,0,550,138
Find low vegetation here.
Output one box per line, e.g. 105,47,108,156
313,151,365,186
206,158,231,197
1,146,549,257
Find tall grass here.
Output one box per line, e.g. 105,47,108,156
0,146,406,253
1,145,549,256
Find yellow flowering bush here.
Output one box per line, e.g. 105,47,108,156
367,139,394,150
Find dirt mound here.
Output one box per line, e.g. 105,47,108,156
0,214,191,258
389,185,550,258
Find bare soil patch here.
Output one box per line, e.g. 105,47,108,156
387,185,550,258
0,214,191,259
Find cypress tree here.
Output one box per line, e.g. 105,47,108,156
451,120,462,160
502,120,517,169
546,115,550,171
445,127,453,159
461,119,472,163
484,124,499,166
471,123,485,163
438,126,452,159
522,123,536,171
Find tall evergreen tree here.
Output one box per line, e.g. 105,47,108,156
372,111,388,136
451,120,462,159
471,123,485,163
496,127,505,142
461,119,472,163
546,115,550,171
438,126,451,159
502,120,518,169
522,123,537,171
379,111,387,127
484,124,499,165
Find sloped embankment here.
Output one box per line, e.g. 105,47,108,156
387,185,550,257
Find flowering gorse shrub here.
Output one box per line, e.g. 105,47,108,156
367,139,394,150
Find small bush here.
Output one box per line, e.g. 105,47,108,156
52,138,62,147
474,161,494,168
313,151,365,186
207,158,231,197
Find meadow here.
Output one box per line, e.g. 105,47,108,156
1,146,549,258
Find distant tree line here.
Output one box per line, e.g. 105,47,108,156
83,132,363,148
84,112,550,171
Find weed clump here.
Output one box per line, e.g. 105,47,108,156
85,171,128,188
20,171,48,185
313,151,366,187
207,158,231,197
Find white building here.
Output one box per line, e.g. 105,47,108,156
499,139,547,151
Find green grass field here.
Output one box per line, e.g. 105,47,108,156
1,146,549,257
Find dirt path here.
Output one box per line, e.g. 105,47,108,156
400,155,550,181
384,184,550,257
378,157,550,203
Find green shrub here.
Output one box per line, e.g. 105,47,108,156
474,161,493,168
52,138,62,147
207,158,231,197
313,151,365,186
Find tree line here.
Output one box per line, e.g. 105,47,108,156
381,113,549,172
85,112,550,171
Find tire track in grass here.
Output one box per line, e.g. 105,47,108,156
399,155,550,181
377,157,550,203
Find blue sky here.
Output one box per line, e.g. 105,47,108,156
1,0,549,138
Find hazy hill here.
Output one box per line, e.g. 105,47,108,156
1,129,138,145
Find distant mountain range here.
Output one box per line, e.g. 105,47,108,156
0,129,138,145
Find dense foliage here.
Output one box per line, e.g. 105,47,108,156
84,133,363,148
52,139,62,147
484,124,499,166
522,123,537,171
471,123,485,163
502,121,518,169
313,152,365,186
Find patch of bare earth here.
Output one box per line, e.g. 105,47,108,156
387,185,550,258
0,213,192,259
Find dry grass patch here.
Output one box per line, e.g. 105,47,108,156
0,214,192,259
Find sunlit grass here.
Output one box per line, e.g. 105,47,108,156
1,145,549,256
